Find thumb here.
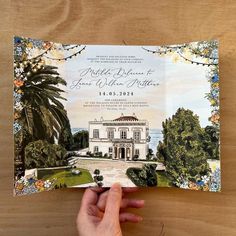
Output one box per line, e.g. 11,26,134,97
103,183,122,223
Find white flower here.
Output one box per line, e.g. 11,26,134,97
15,67,24,74
44,180,52,188
18,176,28,185
201,175,210,184
179,180,189,189
14,102,23,111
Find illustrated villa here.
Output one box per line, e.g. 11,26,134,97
88,114,149,160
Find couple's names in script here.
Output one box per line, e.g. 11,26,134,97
70,67,159,89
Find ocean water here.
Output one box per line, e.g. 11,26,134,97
71,128,163,154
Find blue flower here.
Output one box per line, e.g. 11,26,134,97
14,37,22,44
29,38,43,48
28,177,36,185
197,180,204,186
13,122,22,134
13,92,22,103
211,90,219,99
210,182,220,192
212,75,219,83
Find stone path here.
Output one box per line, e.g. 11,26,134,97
74,159,144,187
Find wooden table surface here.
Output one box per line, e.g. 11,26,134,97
1,1,236,235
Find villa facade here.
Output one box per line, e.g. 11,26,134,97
88,114,149,160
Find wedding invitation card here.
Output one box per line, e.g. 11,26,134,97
14,36,220,195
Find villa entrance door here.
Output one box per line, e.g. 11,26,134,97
120,148,125,159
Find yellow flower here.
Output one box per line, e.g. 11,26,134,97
27,42,33,48
210,99,216,106
212,82,219,88
17,89,24,94
203,185,209,191
188,182,199,190
15,182,24,191
203,49,209,55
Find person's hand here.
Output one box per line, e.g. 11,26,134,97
76,183,145,236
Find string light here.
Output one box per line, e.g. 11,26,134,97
176,51,217,66
142,45,218,66
62,44,80,51
44,46,86,61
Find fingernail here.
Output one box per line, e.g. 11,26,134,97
111,183,121,192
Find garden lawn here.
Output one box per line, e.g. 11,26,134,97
156,170,172,187
37,167,93,187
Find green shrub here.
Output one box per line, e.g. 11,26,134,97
24,140,67,169
103,153,108,158
95,152,103,157
157,108,211,185
93,169,103,186
94,169,100,175
126,164,157,187
71,130,89,150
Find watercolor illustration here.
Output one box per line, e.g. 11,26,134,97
13,36,220,195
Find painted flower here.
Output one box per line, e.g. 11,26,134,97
203,185,209,191
22,185,38,195
30,38,44,48
44,180,52,188
26,42,33,48
13,122,22,134
14,37,22,44
203,48,209,55
179,181,189,189
209,98,217,106
25,47,32,56
212,82,219,88
211,168,221,182
28,177,36,185
197,180,204,186
210,182,220,192
14,112,20,120
17,89,24,94
43,41,52,49
14,101,23,111
14,66,24,75
15,182,24,191
15,46,23,56
210,113,220,123
14,79,24,87
210,89,219,99
188,181,199,190
211,75,219,83
13,91,22,103
201,175,210,184
34,180,44,191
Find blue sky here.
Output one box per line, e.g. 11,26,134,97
47,44,211,129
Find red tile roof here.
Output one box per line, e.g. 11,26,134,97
114,116,138,121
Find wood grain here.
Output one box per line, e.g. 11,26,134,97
1,0,236,235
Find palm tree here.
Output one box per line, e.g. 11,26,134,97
14,62,72,172
22,64,68,140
